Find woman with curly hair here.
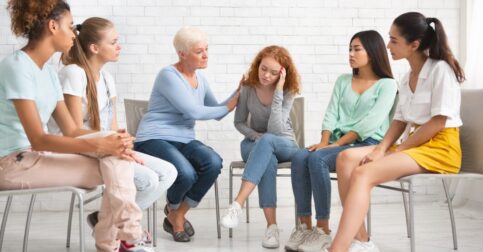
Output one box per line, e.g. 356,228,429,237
0,1,152,251
220,45,301,249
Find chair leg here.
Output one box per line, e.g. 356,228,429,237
400,181,411,238
442,179,458,250
76,192,85,252
0,196,13,252
294,202,299,228
147,207,152,238
367,200,372,237
66,192,76,248
229,166,233,238
215,180,221,239
408,182,415,252
246,197,250,223
23,194,36,252
153,201,157,247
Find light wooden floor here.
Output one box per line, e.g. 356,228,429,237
1,201,482,252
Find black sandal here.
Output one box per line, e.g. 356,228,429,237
164,204,195,237
163,217,190,242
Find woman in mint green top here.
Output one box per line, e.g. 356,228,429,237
322,73,396,144
286,30,397,251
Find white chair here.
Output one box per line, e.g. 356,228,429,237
0,186,95,252
372,89,483,252
124,99,222,243
228,96,304,238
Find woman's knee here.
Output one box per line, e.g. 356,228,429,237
349,165,375,187
176,167,197,186
204,152,223,173
164,163,178,183
257,133,277,145
291,149,309,164
336,149,358,178
133,168,159,192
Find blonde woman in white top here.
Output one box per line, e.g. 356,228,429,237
326,12,465,252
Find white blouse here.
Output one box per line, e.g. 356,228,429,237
393,58,462,128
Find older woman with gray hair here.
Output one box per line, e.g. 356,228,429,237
134,26,239,242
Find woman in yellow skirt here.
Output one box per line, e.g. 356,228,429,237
325,12,465,252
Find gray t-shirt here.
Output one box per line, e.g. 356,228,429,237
234,85,295,141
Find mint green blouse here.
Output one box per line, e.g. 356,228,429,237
322,74,398,143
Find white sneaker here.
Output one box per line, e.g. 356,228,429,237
297,227,332,252
284,223,312,251
221,201,242,228
349,239,380,252
262,224,280,248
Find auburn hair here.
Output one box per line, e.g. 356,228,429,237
242,45,300,94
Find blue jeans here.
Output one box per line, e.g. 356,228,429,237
291,138,379,219
134,139,222,209
132,152,177,210
241,134,299,208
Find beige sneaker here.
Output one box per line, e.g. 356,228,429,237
297,227,332,252
284,223,312,251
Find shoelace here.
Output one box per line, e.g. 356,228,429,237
289,228,308,241
226,205,241,219
265,227,280,239
303,228,325,244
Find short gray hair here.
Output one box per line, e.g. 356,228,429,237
173,26,208,54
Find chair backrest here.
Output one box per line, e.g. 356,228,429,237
290,97,305,148
459,89,483,174
123,97,305,147
124,99,149,136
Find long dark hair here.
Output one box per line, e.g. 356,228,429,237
393,12,465,83
350,30,393,79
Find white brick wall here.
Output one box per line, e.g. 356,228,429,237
0,0,462,212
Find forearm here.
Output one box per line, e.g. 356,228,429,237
333,131,358,146
320,130,331,145
235,123,261,140
397,116,446,151
31,134,99,153
267,91,293,133
377,120,407,151
68,128,96,138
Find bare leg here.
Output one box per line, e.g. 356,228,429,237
330,152,424,252
263,208,277,226
234,180,257,206
167,201,190,233
316,219,330,234
299,216,312,228
336,146,375,241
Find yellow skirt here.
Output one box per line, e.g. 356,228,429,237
394,128,461,174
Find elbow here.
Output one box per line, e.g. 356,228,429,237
434,115,447,131
183,111,201,120
29,136,47,151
